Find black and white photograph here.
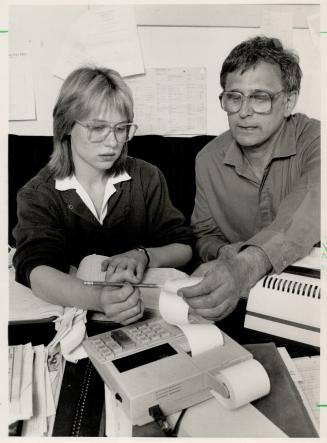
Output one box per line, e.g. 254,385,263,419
2,0,325,439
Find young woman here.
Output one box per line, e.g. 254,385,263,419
13,66,193,325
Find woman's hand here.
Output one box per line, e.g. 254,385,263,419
101,249,148,284
99,284,144,325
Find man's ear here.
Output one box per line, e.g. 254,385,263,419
284,91,298,117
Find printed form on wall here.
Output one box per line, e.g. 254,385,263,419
126,67,207,136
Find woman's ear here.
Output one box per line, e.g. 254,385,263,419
284,91,298,117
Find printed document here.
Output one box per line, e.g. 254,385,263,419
54,5,144,79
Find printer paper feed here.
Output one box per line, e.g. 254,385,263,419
159,277,202,325
212,359,270,409
178,324,224,356
159,277,224,356
158,277,270,409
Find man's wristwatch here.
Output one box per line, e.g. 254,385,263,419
135,246,150,267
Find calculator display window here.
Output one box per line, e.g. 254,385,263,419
112,343,177,373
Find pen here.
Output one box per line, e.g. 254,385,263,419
83,281,161,289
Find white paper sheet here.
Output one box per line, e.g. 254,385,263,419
126,67,206,135
293,355,320,431
167,396,287,437
21,345,48,436
54,5,144,80
105,385,133,437
9,268,64,322
278,347,320,434
9,51,36,121
307,13,320,48
261,11,293,48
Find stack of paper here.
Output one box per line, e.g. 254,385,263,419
278,347,320,434
9,344,34,424
9,268,64,324
293,355,320,431
9,344,65,436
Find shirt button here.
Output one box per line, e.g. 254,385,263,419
68,204,74,210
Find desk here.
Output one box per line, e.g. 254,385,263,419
8,299,319,437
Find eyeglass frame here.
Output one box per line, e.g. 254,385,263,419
75,120,138,143
219,89,285,115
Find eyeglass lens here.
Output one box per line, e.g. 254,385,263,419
89,123,136,143
221,92,273,114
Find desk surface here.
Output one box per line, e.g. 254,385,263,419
8,298,319,437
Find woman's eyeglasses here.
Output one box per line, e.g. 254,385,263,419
76,121,138,143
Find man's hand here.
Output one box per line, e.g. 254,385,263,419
99,284,144,325
101,250,148,284
191,242,244,278
178,258,245,321
178,246,272,321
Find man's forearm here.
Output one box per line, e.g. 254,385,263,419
234,246,272,290
195,236,227,262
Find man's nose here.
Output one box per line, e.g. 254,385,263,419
238,97,254,117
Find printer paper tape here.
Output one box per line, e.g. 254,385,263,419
211,359,271,409
178,323,224,356
159,277,224,356
159,277,202,325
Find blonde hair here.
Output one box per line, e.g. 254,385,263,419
49,66,134,178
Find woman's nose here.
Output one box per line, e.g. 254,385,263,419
103,129,117,146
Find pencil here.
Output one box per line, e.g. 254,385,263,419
83,281,161,289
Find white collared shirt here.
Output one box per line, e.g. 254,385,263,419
55,172,131,224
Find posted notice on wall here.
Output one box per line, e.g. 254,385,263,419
126,67,207,136
9,52,36,121
54,5,144,80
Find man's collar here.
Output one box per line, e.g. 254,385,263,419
223,117,297,168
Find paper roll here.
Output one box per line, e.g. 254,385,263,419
163,277,203,293
159,277,202,324
76,254,107,281
211,359,270,409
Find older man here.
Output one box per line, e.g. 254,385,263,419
179,36,320,321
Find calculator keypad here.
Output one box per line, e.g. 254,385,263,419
86,319,183,363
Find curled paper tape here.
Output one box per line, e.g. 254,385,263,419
159,277,224,356
178,324,224,356
159,277,202,325
211,359,270,409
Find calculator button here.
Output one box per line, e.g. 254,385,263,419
106,340,123,354
139,336,151,344
111,330,136,350
148,332,160,340
138,325,149,332
102,349,114,359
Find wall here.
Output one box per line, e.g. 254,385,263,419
9,3,320,136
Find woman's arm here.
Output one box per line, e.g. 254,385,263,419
30,265,144,325
147,243,192,268
102,243,192,283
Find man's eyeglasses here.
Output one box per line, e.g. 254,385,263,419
219,90,285,114
76,121,138,143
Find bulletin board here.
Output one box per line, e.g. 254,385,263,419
8,3,320,136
